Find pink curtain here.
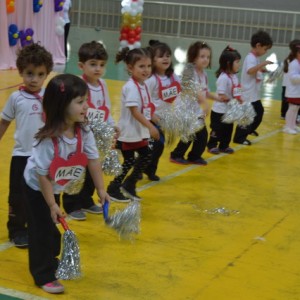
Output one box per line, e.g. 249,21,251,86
0,0,65,70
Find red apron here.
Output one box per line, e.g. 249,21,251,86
155,74,181,103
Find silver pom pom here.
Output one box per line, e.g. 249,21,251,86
64,171,86,195
102,150,123,176
266,63,283,84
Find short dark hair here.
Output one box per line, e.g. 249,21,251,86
16,43,53,74
78,41,108,62
250,30,273,48
216,46,241,77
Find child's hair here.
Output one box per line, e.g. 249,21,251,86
283,39,300,73
78,41,108,62
148,40,174,77
187,41,212,68
115,47,152,66
35,74,88,141
250,30,273,48
16,43,53,74
216,45,241,78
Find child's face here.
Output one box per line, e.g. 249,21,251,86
232,59,241,73
66,94,89,124
20,64,48,93
153,52,171,74
254,44,271,57
194,48,211,71
128,57,152,83
78,59,106,84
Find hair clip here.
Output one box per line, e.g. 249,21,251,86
201,41,206,45
60,82,65,92
226,45,235,51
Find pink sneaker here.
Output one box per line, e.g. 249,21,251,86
41,280,64,294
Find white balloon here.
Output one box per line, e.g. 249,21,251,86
131,2,138,9
137,0,144,5
120,40,128,47
130,8,138,16
133,41,141,48
55,25,65,36
56,16,65,26
128,44,134,50
137,6,143,13
121,0,130,7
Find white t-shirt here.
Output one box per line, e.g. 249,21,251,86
24,127,98,194
63,0,72,24
212,72,239,114
146,73,181,116
86,79,115,125
285,58,300,98
1,89,45,156
241,52,262,103
282,72,289,87
117,78,151,142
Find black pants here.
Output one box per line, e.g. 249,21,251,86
110,143,152,187
234,100,264,143
64,22,70,58
281,86,288,118
7,156,28,240
207,111,234,150
62,169,95,214
144,127,164,176
24,181,61,286
170,126,208,161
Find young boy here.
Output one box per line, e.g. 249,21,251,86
0,43,53,248
233,30,273,145
62,41,127,221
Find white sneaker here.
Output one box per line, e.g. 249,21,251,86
294,126,300,132
283,127,298,134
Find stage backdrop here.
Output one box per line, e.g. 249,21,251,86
0,0,65,70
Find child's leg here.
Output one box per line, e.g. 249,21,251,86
7,156,28,244
285,103,299,129
170,140,191,159
187,126,208,161
24,183,61,286
207,111,222,150
219,123,234,150
249,100,264,133
281,86,288,118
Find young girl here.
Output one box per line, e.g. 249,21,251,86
143,40,181,181
107,47,159,201
23,74,109,294
170,41,218,165
207,46,242,154
283,39,300,134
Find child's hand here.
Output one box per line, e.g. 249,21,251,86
97,189,110,205
149,124,160,140
50,203,64,224
113,126,120,139
218,94,230,102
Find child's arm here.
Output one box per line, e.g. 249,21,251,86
38,174,64,223
88,158,109,205
129,107,160,140
0,119,11,140
247,61,273,75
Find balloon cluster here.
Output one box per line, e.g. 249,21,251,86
6,0,15,14
54,0,65,12
33,0,43,13
8,24,19,46
119,0,144,50
19,28,34,47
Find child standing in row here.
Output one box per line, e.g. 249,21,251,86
107,47,159,201
62,41,121,220
283,39,300,134
207,46,242,154
144,40,181,181
23,74,109,294
170,41,217,165
233,30,273,145
0,43,53,248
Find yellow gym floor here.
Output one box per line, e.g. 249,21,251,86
0,70,299,300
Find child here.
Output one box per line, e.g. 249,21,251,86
62,41,121,220
170,41,217,165
207,46,242,154
107,47,160,201
0,43,53,248
233,30,273,145
23,74,109,294
283,39,300,134
143,40,181,181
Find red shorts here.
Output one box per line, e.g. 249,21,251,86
287,98,300,105
121,140,148,150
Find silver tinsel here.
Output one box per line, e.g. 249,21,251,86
202,207,240,216
222,99,256,126
56,219,81,280
266,63,283,84
64,171,86,195
89,118,122,176
157,63,204,145
103,201,141,240
102,150,122,176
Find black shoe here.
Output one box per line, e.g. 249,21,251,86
121,182,141,201
11,235,28,248
107,182,130,203
137,173,143,180
188,158,208,165
234,139,252,146
145,173,160,181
